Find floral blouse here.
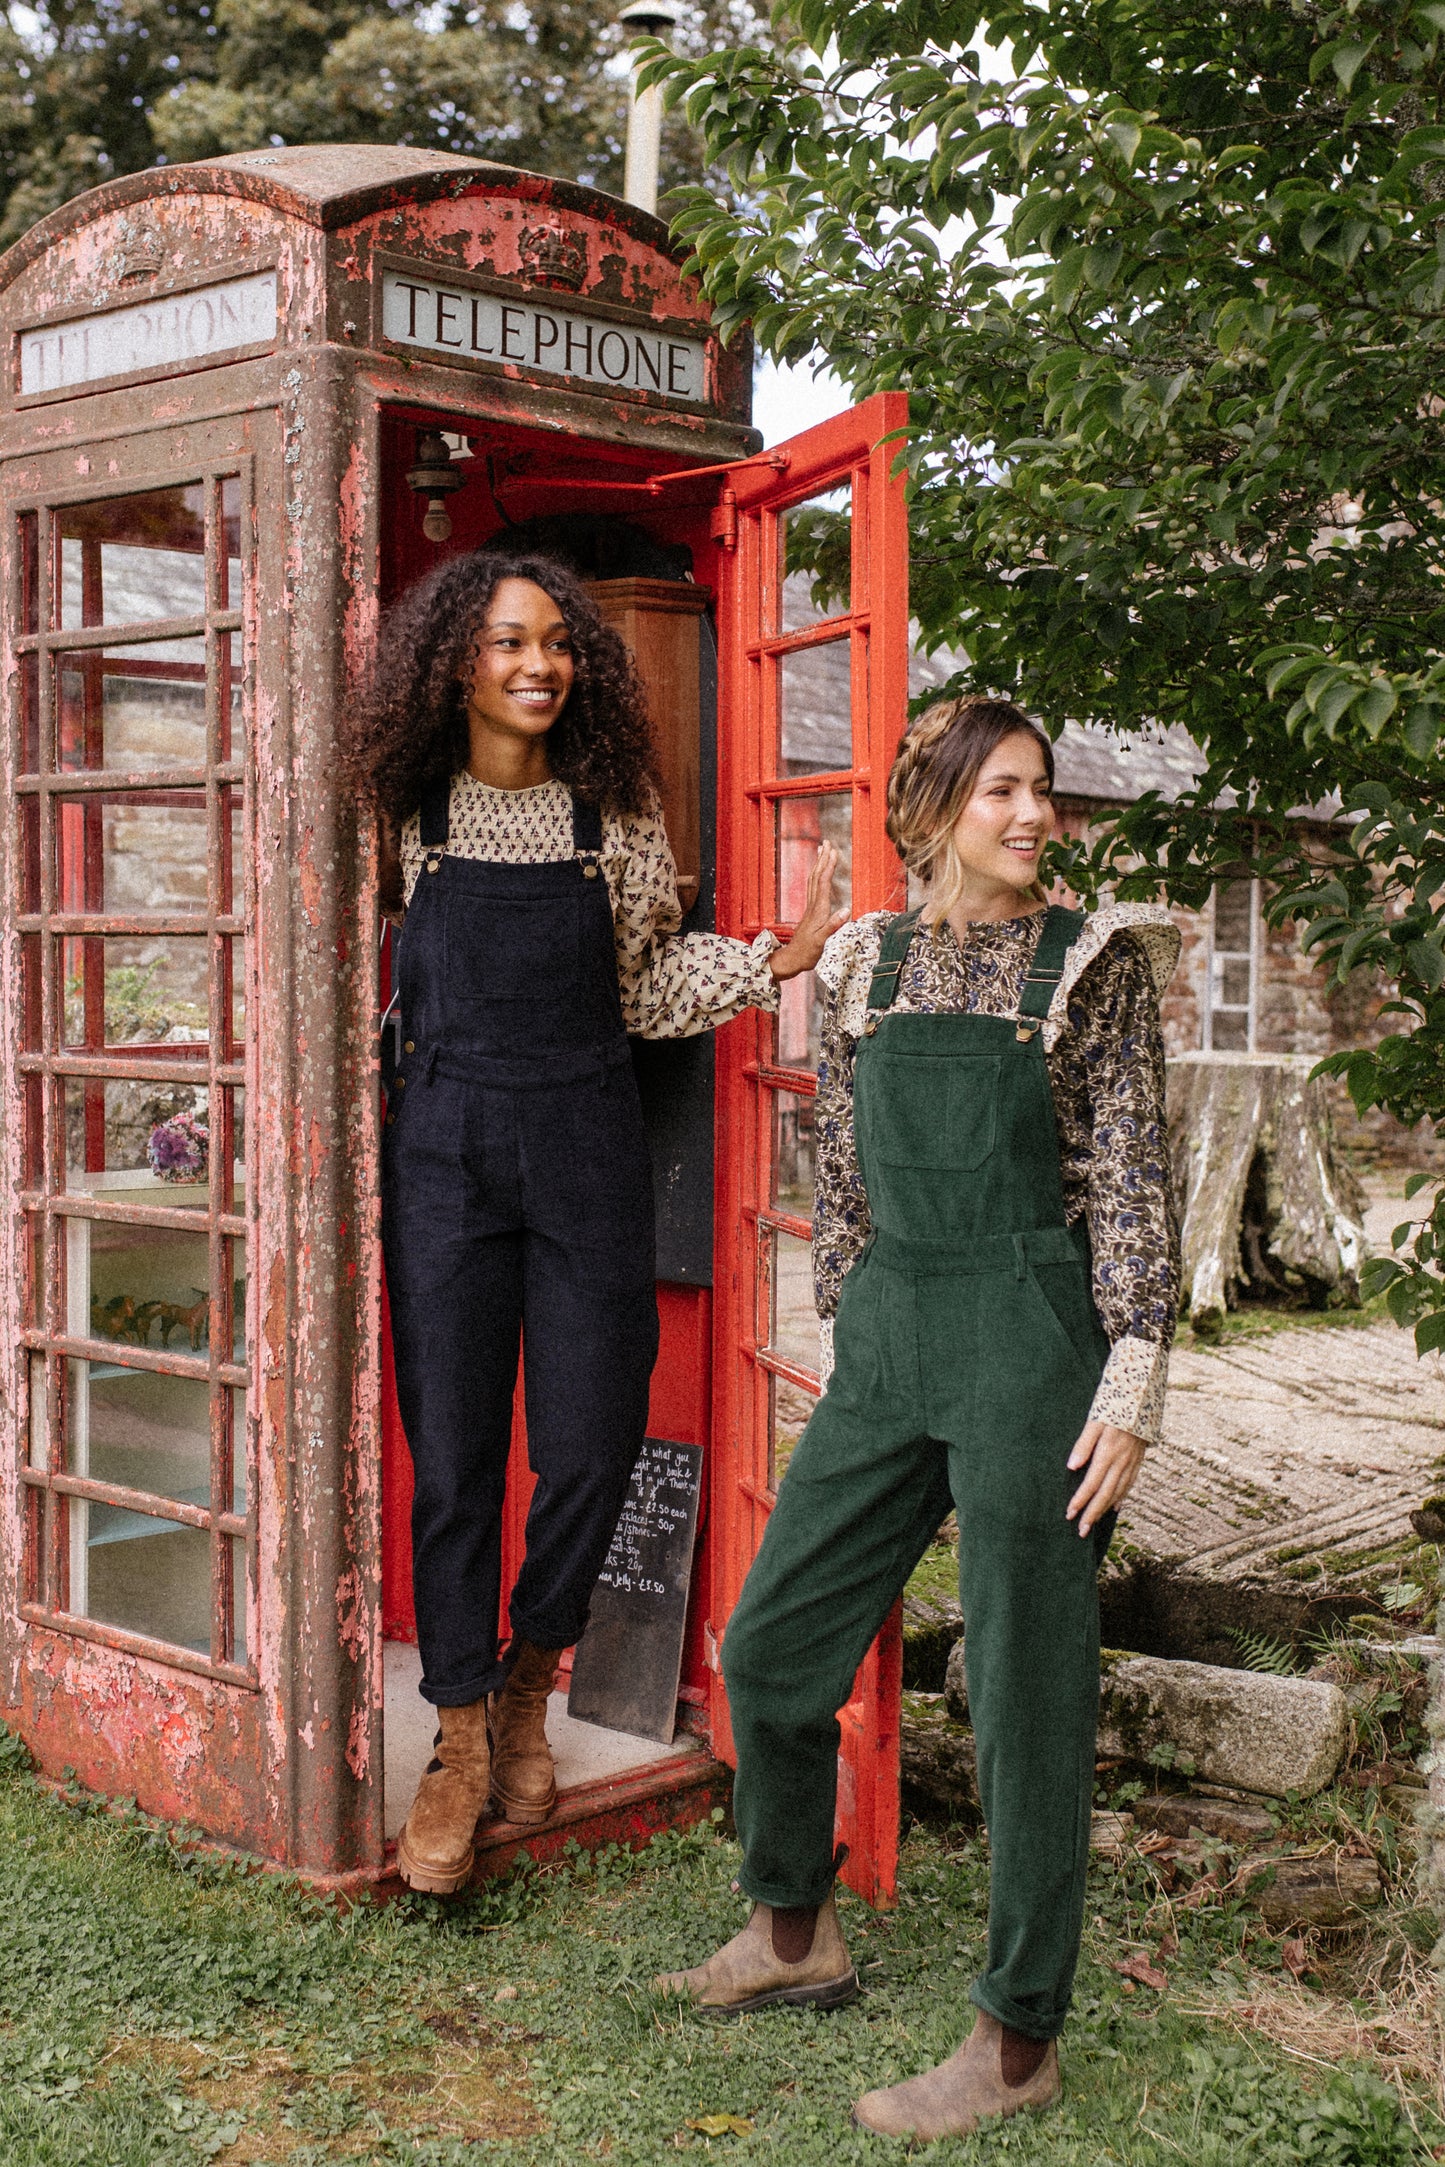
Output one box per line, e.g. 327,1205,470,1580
399,771,779,1038
813,905,1181,1443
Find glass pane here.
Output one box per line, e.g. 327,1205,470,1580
226,1241,246,1368
64,1078,212,1207
778,486,851,632
20,650,39,772
19,507,39,635
1219,958,1252,1008
74,1221,211,1354
220,633,242,763
777,790,853,924
1211,1010,1249,1053
22,1075,43,1189
54,792,208,916
762,1223,820,1374
769,1372,815,1491
58,640,207,773
772,1089,816,1218
28,1352,49,1468
67,1354,211,1513
778,640,852,776
229,1388,246,1515
57,487,207,630
26,1215,48,1332
1214,876,1253,949
220,480,242,609
229,1534,248,1665
20,933,41,1047
20,796,40,910
61,937,210,1048
75,1501,212,1656
216,1088,245,1210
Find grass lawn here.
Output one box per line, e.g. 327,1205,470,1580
0,1724,1439,2166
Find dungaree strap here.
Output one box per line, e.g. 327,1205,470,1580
572,797,604,879
865,908,924,1016
419,780,449,874
1014,905,1087,1041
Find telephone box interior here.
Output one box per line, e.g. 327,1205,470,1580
0,145,909,1900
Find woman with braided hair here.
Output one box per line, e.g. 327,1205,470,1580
657,696,1180,2143
349,552,840,1895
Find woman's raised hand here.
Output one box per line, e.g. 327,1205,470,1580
770,842,848,981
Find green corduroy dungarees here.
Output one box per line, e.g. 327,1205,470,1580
722,904,1116,2041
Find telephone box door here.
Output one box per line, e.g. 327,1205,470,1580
712,391,910,1907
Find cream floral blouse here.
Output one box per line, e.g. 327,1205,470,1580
813,904,1182,1444
399,772,780,1037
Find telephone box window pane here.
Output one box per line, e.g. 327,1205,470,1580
54,793,208,916
64,1078,212,1207
779,640,852,776
772,1090,816,1218
226,1241,246,1368
778,488,851,633
20,933,42,1047
220,634,243,762
28,1352,49,1468
22,1076,43,1189
225,939,247,1053
57,487,207,631
20,796,41,910
66,1355,211,1516
760,1223,820,1376
220,480,242,608
19,507,39,635
75,1499,212,1656
25,1216,48,1331
229,1534,248,1666
57,641,208,773
768,1372,814,1491
62,936,210,1048
776,791,853,924
20,651,40,771
76,1222,211,1355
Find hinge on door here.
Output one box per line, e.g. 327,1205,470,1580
710,485,737,552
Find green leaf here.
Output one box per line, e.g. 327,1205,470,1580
1361,1256,1405,1296
1331,38,1379,91
1405,1172,1437,1198
1355,680,1397,737
1403,703,1442,757
1415,1309,1445,1356
1104,118,1142,167
1404,938,1445,991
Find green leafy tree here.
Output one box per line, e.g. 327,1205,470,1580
646,0,1445,1351
0,0,769,248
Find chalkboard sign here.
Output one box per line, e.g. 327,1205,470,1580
567,1437,704,1744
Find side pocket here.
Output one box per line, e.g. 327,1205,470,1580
1027,1262,1106,1391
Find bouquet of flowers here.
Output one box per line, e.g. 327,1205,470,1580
147,1109,209,1184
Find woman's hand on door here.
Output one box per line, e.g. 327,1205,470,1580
770,842,848,981
1064,1421,1147,1536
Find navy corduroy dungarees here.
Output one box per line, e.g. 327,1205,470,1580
382,781,659,1707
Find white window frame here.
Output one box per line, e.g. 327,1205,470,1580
1203,871,1260,1052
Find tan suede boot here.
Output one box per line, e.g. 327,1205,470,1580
852,2010,1060,2140
653,1896,859,2014
487,1641,562,1825
395,1700,491,1895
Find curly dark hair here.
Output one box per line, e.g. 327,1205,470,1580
347,549,658,851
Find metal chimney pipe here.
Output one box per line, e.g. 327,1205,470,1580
619,0,680,217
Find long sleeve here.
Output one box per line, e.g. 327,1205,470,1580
811,989,873,1321
610,793,780,1039
1049,934,1179,1443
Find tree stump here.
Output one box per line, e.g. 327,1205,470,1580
1167,1053,1368,1334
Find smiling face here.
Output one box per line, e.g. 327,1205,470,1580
463,577,576,765
949,728,1055,903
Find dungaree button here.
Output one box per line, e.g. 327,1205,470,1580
403,1039,415,1054
583,863,599,879
395,1076,406,1089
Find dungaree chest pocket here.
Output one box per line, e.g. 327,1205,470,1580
862,1052,1000,1171
444,893,581,1004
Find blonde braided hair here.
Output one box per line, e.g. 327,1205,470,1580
886,696,1054,926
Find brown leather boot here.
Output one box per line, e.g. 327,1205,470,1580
487,1641,562,1825
395,1699,490,1896
653,1895,859,2014
852,2010,1061,2140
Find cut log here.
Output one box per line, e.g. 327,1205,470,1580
1167,1053,1368,1333
899,1691,979,1815
1239,1854,1382,1929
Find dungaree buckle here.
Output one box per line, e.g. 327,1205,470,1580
424,847,444,876
577,851,601,881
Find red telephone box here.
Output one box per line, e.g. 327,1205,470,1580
0,146,909,1900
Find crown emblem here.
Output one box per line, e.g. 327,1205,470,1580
109,220,167,283
517,224,588,293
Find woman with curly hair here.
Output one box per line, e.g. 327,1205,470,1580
658,697,1179,2143
351,551,838,1896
